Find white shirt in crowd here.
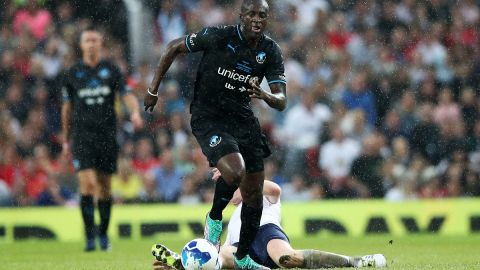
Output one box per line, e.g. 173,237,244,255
282,103,332,149
224,196,282,246
319,138,361,178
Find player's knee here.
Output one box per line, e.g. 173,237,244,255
98,185,112,199
80,181,96,195
230,167,246,185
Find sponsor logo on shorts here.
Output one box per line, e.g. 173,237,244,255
256,51,266,64
209,135,222,147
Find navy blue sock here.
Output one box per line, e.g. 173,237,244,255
209,177,237,221
235,203,262,259
80,195,95,240
98,197,112,237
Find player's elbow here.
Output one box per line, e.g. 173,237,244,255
276,99,286,111
270,182,281,198
166,37,187,55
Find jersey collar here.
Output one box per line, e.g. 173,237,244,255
236,24,265,45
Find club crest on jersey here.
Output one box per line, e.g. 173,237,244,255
256,51,266,64
98,68,110,79
209,135,222,147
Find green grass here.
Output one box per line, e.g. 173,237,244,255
2,235,480,269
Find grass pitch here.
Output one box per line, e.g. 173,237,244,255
2,235,479,270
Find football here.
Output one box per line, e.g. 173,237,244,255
181,239,219,270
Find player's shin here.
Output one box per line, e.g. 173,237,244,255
235,199,263,259
210,177,237,220
98,196,112,250
300,250,353,268
98,196,112,236
80,195,95,249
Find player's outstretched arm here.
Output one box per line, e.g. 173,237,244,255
144,37,189,112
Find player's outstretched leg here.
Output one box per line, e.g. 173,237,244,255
151,243,184,270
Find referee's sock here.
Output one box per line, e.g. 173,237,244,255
98,197,112,237
235,202,263,260
80,195,95,241
209,177,237,221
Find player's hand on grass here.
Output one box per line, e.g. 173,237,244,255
247,77,268,100
130,111,144,130
144,88,158,113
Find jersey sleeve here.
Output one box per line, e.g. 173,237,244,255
61,70,74,102
265,42,287,85
184,26,223,53
112,66,131,96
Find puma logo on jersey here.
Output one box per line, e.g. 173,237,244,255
227,42,239,53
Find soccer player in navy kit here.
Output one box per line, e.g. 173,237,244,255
144,1,286,269
62,27,143,251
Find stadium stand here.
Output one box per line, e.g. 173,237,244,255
1,0,480,206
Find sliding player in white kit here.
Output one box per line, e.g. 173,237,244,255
152,169,387,269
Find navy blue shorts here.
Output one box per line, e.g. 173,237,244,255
190,114,271,173
233,224,289,269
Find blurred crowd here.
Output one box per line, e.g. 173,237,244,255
1,0,480,207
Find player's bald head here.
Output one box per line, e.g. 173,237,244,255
241,0,269,14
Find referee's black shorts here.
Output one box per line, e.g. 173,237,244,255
190,113,271,173
72,133,118,174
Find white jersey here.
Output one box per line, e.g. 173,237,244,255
224,196,282,246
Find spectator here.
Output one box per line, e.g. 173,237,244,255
349,135,385,198
13,0,52,41
147,149,184,203
1,0,480,206
433,87,461,125
342,71,377,126
281,90,331,177
155,0,186,45
281,175,313,202
112,158,143,204
132,137,160,175
36,174,74,206
178,175,201,205
319,126,361,197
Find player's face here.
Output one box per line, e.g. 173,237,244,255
80,31,102,57
240,2,269,38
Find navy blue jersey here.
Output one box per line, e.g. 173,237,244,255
185,25,286,120
62,60,129,136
